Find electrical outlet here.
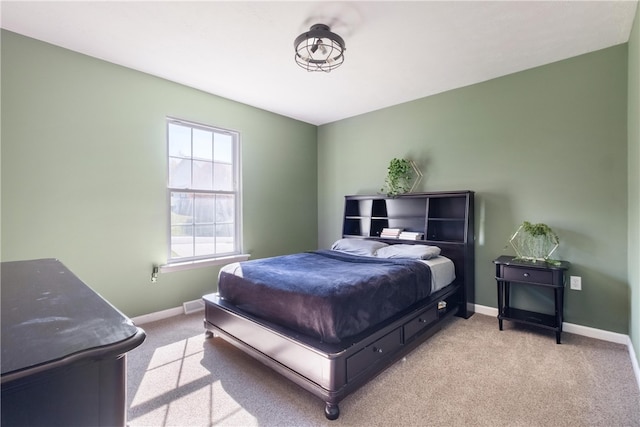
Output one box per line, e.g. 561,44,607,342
570,275,582,290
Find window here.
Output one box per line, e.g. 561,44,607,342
167,118,241,263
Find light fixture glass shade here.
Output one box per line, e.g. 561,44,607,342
294,24,345,72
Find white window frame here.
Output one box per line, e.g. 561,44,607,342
164,117,245,270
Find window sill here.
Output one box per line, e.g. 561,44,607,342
159,254,250,273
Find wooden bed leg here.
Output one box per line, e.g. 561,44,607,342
205,330,214,339
324,403,339,420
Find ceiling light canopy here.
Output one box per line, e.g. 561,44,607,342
294,24,345,72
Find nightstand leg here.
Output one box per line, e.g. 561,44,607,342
504,283,510,310
497,281,504,330
555,287,564,344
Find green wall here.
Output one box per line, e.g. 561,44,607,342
1,30,318,317
318,45,629,334
1,27,636,339
628,6,639,364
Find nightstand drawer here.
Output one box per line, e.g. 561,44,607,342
502,266,552,284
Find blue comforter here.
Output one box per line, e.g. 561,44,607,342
218,250,432,343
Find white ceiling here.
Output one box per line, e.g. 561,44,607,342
1,1,637,125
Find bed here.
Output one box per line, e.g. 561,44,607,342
203,191,474,420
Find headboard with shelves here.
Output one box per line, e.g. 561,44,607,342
342,190,475,318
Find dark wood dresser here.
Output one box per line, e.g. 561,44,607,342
1,258,146,426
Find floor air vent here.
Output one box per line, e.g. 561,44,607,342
183,299,205,314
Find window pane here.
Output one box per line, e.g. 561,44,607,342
194,194,214,224
170,192,193,224
216,223,235,253
215,194,235,223
193,160,213,190
171,225,194,258
170,191,194,258
214,162,233,191
168,123,191,158
193,129,213,161
214,133,233,163
169,157,192,188
195,225,215,256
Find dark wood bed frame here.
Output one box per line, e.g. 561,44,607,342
203,191,474,420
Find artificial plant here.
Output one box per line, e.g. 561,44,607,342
382,158,413,196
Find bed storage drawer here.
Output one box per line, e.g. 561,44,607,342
403,305,438,342
346,328,402,382
502,266,552,284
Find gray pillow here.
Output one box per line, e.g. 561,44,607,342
376,244,441,260
331,238,388,257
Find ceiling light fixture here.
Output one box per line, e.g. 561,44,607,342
294,24,345,72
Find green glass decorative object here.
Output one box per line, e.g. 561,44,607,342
509,221,559,263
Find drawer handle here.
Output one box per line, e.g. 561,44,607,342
372,347,383,353
419,317,428,323
523,273,530,277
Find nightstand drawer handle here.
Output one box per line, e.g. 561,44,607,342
523,273,530,277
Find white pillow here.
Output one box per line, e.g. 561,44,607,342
331,238,388,257
376,244,441,260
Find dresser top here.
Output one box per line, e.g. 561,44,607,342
1,259,144,380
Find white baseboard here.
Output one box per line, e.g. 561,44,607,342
473,304,628,344
474,304,499,318
628,335,640,392
474,303,640,391
132,299,205,325
562,321,629,344
131,306,184,325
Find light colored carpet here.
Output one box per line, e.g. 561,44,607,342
127,312,640,426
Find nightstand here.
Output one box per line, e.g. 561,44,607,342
493,255,570,344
